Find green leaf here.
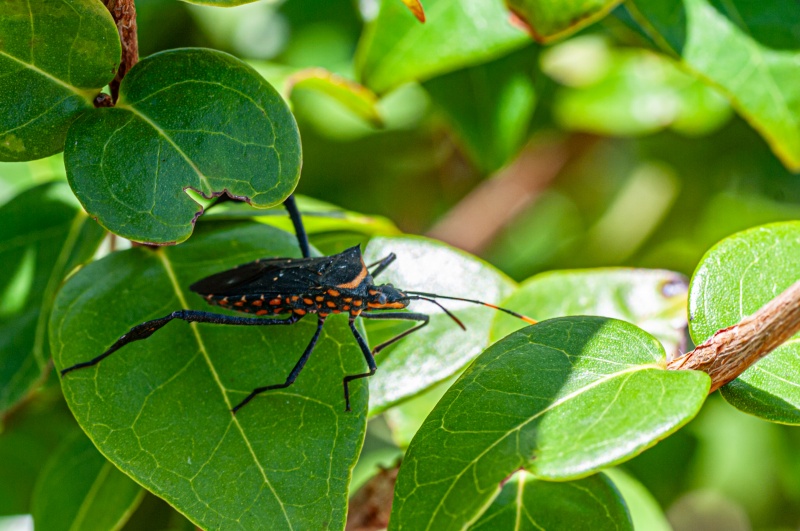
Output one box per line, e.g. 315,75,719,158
688,222,800,424
384,374,456,448
362,236,517,415
356,0,529,93
626,0,800,170
0,0,120,161
52,223,367,530
469,471,632,530
65,48,302,244
424,46,538,173
288,69,385,127
0,391,78,515
32,431,143,531
390,317,709,530
0,182,105,415
491,268,689,359
604,469,671,531
506,0,623,43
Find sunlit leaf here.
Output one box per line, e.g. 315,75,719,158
390,317,709,529
356,0,529,93
0,182,105,415
0,0,120,161
362,236,517,415
470,471,632,530
288,69,384,127
65,48,301,244
52,223,367,530
505,0,623,43
32,431,143,531
626,0,800,170
689,222,800,424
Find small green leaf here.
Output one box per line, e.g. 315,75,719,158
356,0,529,93
65,48,302,244
288,69,385,127
604,469,671,531
469,471,632,530
506,0,623,42
390,317,709,530
52,223,367,530
0,182,105,415
424,46,538,173
626,0,800,170
689,222,800,424
362,236,517,415
0,0,120,161
491,268,689,359
32,431,143,531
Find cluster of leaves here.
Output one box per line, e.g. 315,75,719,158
2,0,800,530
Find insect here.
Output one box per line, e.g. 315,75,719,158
60,196,536,413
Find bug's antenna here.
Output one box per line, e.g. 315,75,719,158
406,291,537,325
409,296,466,330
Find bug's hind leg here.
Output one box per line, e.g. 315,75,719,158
342,318,379,412
283,194,310,258
232,316,326,414
60,311,300,377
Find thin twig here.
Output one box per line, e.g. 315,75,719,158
668,280,800,392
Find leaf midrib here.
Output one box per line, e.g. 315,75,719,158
157,252,293,530
0,49,95,101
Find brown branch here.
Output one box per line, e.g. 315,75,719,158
668,280,800,392
425,134,595,254
103,0,138,103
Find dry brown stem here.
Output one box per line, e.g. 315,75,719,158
103,0,138,102
668,280,800,392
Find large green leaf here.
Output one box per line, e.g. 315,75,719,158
688,222,800,424
0,182,105,415
390,317,709,530
362,236,517,415
626,0,800,170
506,0,623,43
52,223,367,530
469,471,632,530
32,431,143,531
65,48,302,244
356,0,529,93
424,46,538,173
0,0,120,161
491,268,689,359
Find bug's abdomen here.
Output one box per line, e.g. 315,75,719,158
202,290,365,317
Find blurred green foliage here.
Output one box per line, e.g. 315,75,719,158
2,0,799,529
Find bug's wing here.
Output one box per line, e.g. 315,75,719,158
189,256,334,296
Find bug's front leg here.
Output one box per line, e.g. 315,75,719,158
60,311,301,376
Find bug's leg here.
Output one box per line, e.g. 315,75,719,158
283,194,310,258
60,311,301,376
343,317,379,412
232,316,326,414
367,253,397,278
359,312,429,355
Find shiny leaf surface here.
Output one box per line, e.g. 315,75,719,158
390,317,709,530
363,236,517,414
506,0,623,42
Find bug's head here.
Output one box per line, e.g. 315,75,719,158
366,284,409,309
